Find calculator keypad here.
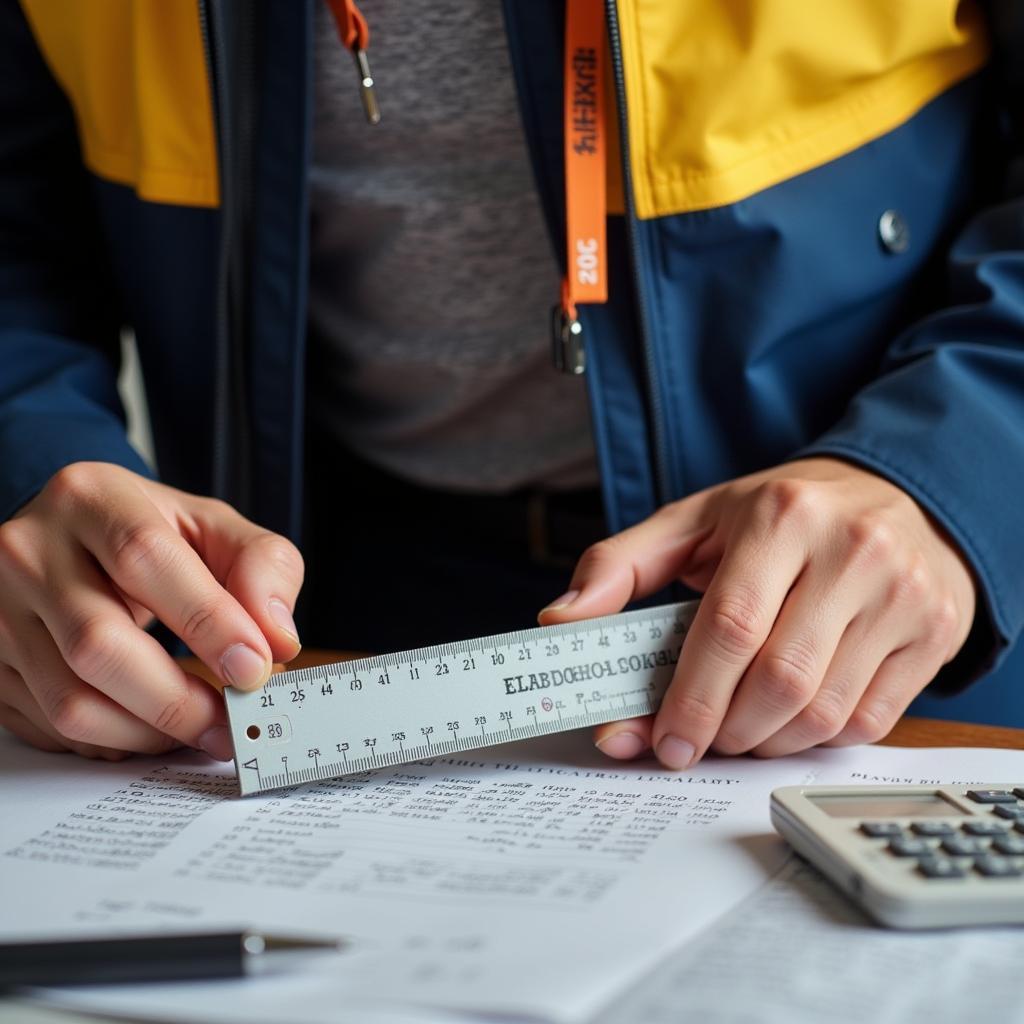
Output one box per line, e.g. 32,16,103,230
994,835,1024,856
940,836,988,857
917,857,965,879
856,787,1024,884
966,790,1018,804
961,820,1009,837
974,855,1023,878
888,837,932,857
910,821,956,837
860,822,904,838
992,805,1024,820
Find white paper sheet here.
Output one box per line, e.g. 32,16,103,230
2,734,1022,1024
1,729,803,1022
593,745,1024,1024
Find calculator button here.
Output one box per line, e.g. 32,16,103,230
887,837,933,857
1015,821,1024,835
961,820,1009,837
1013,788,1024,801
992,834,1024,856
861,822,905,838
940,836,989,856
993,804,1024,820
966,790,1017,804
910,821,956,837
974,855,1023,878
917,857,966,879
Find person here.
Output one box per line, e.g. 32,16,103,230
0,0,1021,770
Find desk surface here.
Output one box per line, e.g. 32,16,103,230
2,651,1020,1024
267,649,1024,751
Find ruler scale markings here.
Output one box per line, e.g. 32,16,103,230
226,600,697,795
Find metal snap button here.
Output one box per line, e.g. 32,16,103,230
878,209,910,254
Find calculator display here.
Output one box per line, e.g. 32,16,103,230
809,793,968,818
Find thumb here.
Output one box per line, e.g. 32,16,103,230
180,496,305,664
537,491,714,626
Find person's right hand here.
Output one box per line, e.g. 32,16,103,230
0,462,304,762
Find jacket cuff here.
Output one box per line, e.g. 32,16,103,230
0,333,153,521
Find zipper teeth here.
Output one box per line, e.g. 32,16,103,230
233,6,255,511
604,0,671,506
199,0,234,502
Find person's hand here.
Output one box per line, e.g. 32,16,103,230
539,458,976,768
0,463,303,761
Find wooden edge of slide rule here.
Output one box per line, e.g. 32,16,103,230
224,600,698,796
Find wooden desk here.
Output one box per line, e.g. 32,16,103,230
228,649,1023,751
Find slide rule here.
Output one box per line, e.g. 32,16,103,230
225,601,698,796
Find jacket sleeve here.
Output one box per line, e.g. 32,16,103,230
798,187,1024,691
0,0,151,523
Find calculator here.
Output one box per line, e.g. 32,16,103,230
770,784,1024,928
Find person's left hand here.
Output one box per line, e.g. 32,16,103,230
538,457,977,769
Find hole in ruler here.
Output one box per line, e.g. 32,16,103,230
246,725,261,740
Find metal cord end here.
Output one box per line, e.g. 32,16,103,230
551,306,586,375
353,48,380,125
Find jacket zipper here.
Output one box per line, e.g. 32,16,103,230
199,0,254,512
604,0,672,506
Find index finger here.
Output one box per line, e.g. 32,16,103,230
64,474,272,691
651,504,808,769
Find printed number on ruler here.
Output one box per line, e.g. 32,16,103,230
224,601,698,796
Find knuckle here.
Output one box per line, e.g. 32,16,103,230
47,688,97,743
885,557,931,609
152,692,190,735
758,647,818,709
712,726,751,756
578,538,620,572
844,514,897,565
46,462,101,507
111,523,176,580
63,615,124,683
752,478,819,526
663,689,720,733
180,596,230,647
254,533,305,584
796,697,847,743
844,703,895,745
0,519,39,581
924,597,960,651
705,593,764,659
201,496,235,520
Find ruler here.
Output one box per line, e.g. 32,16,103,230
224,601,698,795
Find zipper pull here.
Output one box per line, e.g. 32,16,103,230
352,46,380,125
552,306,586,375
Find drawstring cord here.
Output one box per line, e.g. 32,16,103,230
324,0,380,124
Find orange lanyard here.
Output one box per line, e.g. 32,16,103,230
555,0,607,375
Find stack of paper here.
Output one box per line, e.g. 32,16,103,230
1,731,1021,1023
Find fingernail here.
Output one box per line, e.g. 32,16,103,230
595,731,646,760
221,643,269,690
267,598,300,645
656,735,696,771
198,726,234,762
542,589,580,613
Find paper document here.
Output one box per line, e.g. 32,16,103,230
1,732,1022,1023
596,850,1024,1024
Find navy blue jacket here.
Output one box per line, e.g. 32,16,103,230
2,0,1023,724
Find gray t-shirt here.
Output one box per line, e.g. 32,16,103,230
307,0,599,493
